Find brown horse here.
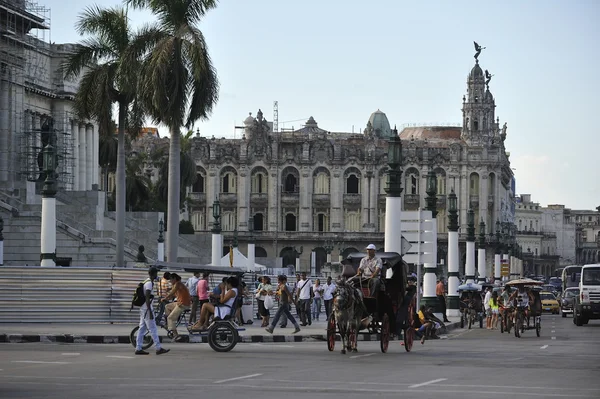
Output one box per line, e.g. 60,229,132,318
332,280,364,354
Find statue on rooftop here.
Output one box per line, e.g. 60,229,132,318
474,41,485,61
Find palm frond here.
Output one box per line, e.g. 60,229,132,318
76,6,130,53
61,37,113,79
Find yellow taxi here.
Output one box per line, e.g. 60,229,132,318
540,291,560,314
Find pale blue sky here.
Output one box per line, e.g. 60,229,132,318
42,0,599,210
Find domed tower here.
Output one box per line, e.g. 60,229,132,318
367,109,392,138
461,60,497,145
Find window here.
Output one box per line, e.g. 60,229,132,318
436,173,446,195
404,170,419,195
346,174,359,194
192,174,205,193
222,211,236,231
314,172,330,194
345,211,361,232
519,219,522,230
315,213,328,232
191,212,204,230
474,118,479,130
251,172,267,193
284,174,297,193
469,173,479,196
410,176,418,195
285,214,296,231
582,268,600,285
253,213,264,231
222,172,236,193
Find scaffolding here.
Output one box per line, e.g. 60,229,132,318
1,1,75,191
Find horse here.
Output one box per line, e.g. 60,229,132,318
332,279,364,354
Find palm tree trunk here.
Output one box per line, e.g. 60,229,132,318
115,106,126,267
166,126,181,262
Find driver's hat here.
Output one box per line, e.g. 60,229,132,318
365,244,376,250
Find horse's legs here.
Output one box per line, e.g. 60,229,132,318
339,326,347,354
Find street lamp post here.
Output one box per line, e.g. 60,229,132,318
384,127,404,253
247,217,255,273
324,239,334,265
0,215,4,266
447,189,460,316
495,220,502,281
478,219,487,283
421,170,439,310
40,142,57,267
157,219,165,262
211,199,222,266
465,208,476,284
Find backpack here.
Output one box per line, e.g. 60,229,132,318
131,278,152,310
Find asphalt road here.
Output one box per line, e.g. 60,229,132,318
0,314,598,399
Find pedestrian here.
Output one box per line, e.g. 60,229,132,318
134,267,170,355
490,291,499,329
436,278,450,322
255,276,273,327
312,279,324,321
266,275,301,334
484,286,493,329
197,272,210,312
162,273,191,342
296,272,313,326
323,276,336,320
186,271,201,323
155,272,172,325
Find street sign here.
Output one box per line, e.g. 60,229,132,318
401,236,412,256
501,261,510,277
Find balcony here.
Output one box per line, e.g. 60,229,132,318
188,192,206,204
343,193,362,206
312,193,331,207
250,193,268,207
404,194,420,210
218,193,237,206
281,192,299,206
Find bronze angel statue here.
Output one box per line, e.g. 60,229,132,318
474,41,485,60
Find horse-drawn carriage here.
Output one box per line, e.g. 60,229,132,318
326,252,417,354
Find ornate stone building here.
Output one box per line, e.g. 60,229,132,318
186,54,516,273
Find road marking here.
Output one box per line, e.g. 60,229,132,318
540,345,548,349
61,353,80,356
106,356,134,359
551,330,555,333
214,373,262,384
350,353,375,359
249,343,295,348
12,361,71,365
551,336,556,340
409,378,447,389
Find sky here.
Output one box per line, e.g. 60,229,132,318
41,0,600,210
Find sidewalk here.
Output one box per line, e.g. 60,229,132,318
0,316,461,344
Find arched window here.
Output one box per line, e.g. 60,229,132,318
489,173,496,196
221,171,237,193
313,170,330,194
474,118,479,131
285,213,296,231
222,211,236,231
405,168,419,195
251,172,267,193
346,174,359,194
469,173,479,196
345,211,361,232
192,174,204,193
284,174,297,193
253,213,264,231
315,213,329,232
255,247,268,257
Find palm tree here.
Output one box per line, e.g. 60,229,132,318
63,6,145,267
155,130,196,208
127,0,219,262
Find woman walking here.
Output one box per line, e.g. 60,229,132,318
266,275,301,334
490,291,500,330
312,279,324,321
255,276,273,327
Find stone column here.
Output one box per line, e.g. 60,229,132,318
93,125,99,187
479,174,488,227
79,124,86,190
0,79,9,181
299,169,311,231
447,189,460,316
495,253,502,282
478,233,487,283
0,217,4,266
421,170,439,311
32,114,41,180
460,168,469,227
72,120,79,190
247,242,255,273
40,196,57,267
237,168,249,231
211,232,222,266
331,171,342,232
268,166,278,232
502,253,509,282
86,124,93,190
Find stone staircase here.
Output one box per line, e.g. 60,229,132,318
0,188,212,266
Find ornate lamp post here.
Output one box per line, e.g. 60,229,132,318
494,220,502,281
465,209,476,283
211,199,222,266
40,142,57,267
157,219,165,262
247,216,255,272
477,219,487,283
447,189,460,315
422,170,439,310
336,241,345,262
384,127,404,253
324,239,334,265
0,215,4,266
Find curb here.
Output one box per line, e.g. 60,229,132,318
0,322,460,345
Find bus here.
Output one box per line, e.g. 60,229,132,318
562,265,582,292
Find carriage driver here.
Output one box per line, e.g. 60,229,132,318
355,244,382,297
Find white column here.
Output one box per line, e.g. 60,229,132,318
466,240,476,283
247,243,255,273
326,252,332,264
0,237,4,265
79,124,86,190
296,257,301,273
86,125,93,189
211,233,222,266
32,115,40,179
494,253,501,281
447,230,460,316
478,247,486,283
299,171,311,231
40,197,57,267
422,215,438,309
93,125,99,187
384,197,402,253
72,120,79,190
502,253,509,281
157,241,165,262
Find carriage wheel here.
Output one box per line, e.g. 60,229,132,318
327,314,336,352
380,314,390,353
404,295,416,352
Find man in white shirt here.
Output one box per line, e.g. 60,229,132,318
135,267,170,355
296,272,313,326
483,287,492,329
323,276,336,320
356,244,382,297
186,271,201,323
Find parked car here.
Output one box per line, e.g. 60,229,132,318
540,291,560,314
542,284,560,297
560,287,579,317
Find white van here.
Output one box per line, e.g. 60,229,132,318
573,264,600,326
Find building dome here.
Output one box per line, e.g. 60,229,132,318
484,89,494,101
243,112,255,126
367,109,392,138
470,63,484,79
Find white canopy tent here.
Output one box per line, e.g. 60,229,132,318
220,247,268,272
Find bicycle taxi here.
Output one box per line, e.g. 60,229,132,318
130,263,247,352
458,282,485,329
505,278,544,338
326,252,417,354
